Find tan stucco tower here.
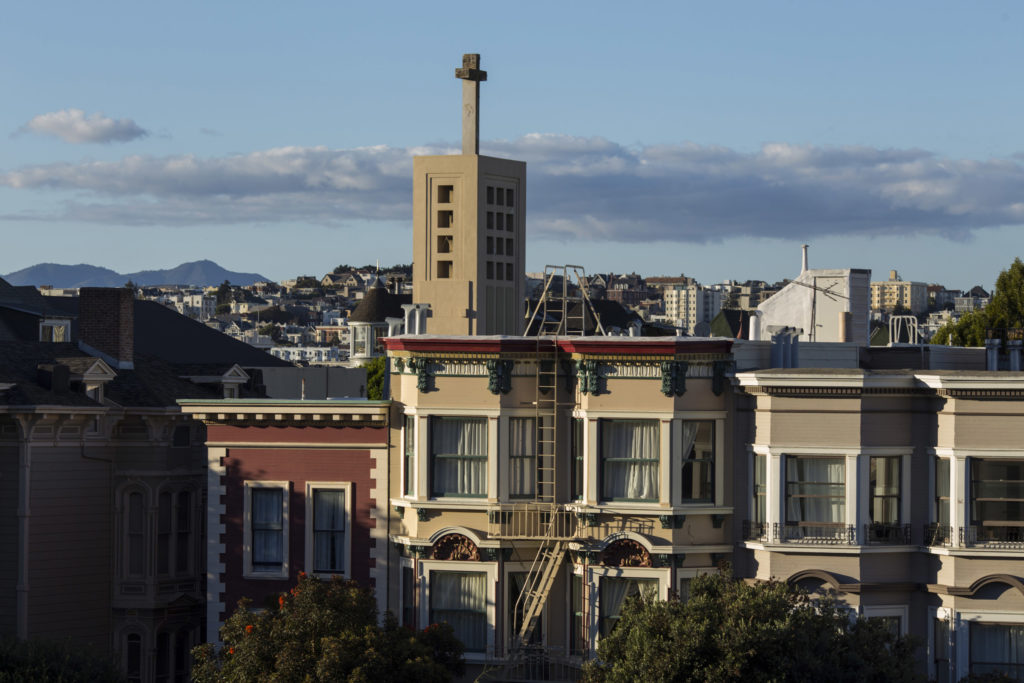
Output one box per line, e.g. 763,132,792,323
412,54,526,335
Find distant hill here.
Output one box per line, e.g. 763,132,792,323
4,260,271,288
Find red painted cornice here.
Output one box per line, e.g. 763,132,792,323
383,336,733,355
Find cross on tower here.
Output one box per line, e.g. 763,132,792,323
455,53,487,155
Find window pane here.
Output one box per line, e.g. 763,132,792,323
404,416,415,496
431,572,486,652
599,577,657,638
753,454,767,524
570,573,584,655
786,456,845,528
681,421,714,502
970,623,1024,679
870,457,900,524
313,489,346,573
936,458,950,526
509,572,542,645
509,418,536,498
158,492,172,574
431,417,487,497
571,419,584,501
600,420,659,501
128,492,145,577
176,492,191,574
252,488,283,570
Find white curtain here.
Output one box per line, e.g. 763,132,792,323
680,421,703,501
313,490,345,572
432,418,487,496
600,578,656,637
971,623,1024,675
870,457,900,524
431,572,486,652
509,418,536,498
602,421,659,501
680,422,699,463
252,488,283,567
787,457,845,526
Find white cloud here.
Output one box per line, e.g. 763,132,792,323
17,109,148,144
2,136,1024,242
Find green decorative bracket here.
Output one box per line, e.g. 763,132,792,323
712,360,734,396
711,553,727,568
411,545,431,559
654,554,672,568
483,548,500,562
393,505,405,515
570,550,598,564
394,357,405,373
660,514,685,529
711,514,726,529
486,359,513,395
416,508,431,522
407,358,432,393
576,359,600,395
660,360,688,397
577,512,600,527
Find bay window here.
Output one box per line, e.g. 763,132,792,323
431,417,487,498
600,420,659,502
430,571,487,652
680,421,714,503
868,456,902,543
785,456,845,539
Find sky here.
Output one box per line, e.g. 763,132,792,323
2,1,1023,290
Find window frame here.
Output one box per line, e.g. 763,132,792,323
508,417,537,500
420,560,498,661
243,480,290,579
679,420,715,504
304,482,352,578
784,454,847,534
430,416,488,499
125,489,147,579
599,419,661,503
403,415,416,498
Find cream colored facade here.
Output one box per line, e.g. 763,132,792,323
735,368,1024,681
384,336,737,673
663,285,723,334
412,154,526,336
871,270,928,314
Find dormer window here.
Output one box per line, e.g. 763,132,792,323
39,319,70,342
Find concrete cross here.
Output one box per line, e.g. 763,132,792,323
455,53,487,155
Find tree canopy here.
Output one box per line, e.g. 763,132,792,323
932,258,1024,346
582,570,923,683
192,574,463,683
363,356,386,400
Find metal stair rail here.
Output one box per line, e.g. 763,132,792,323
524,265,606,337
512,521,568,649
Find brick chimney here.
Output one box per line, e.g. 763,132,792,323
78,287,135,369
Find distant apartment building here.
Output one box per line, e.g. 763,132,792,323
269,346,344,364
955,286,991,314
663,285,723,335
871,270,928,315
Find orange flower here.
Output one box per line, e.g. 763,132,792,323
298,571,306,578
245,624,254,634
278,595,285,607
228,647,235,655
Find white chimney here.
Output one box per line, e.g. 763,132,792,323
801,244,809,274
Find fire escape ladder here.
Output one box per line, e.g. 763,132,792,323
513,535,567,648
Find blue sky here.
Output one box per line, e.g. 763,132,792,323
2,1,1023,290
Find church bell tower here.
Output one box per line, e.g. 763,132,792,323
411,54,526,336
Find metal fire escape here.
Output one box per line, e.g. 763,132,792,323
482,267,604,680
